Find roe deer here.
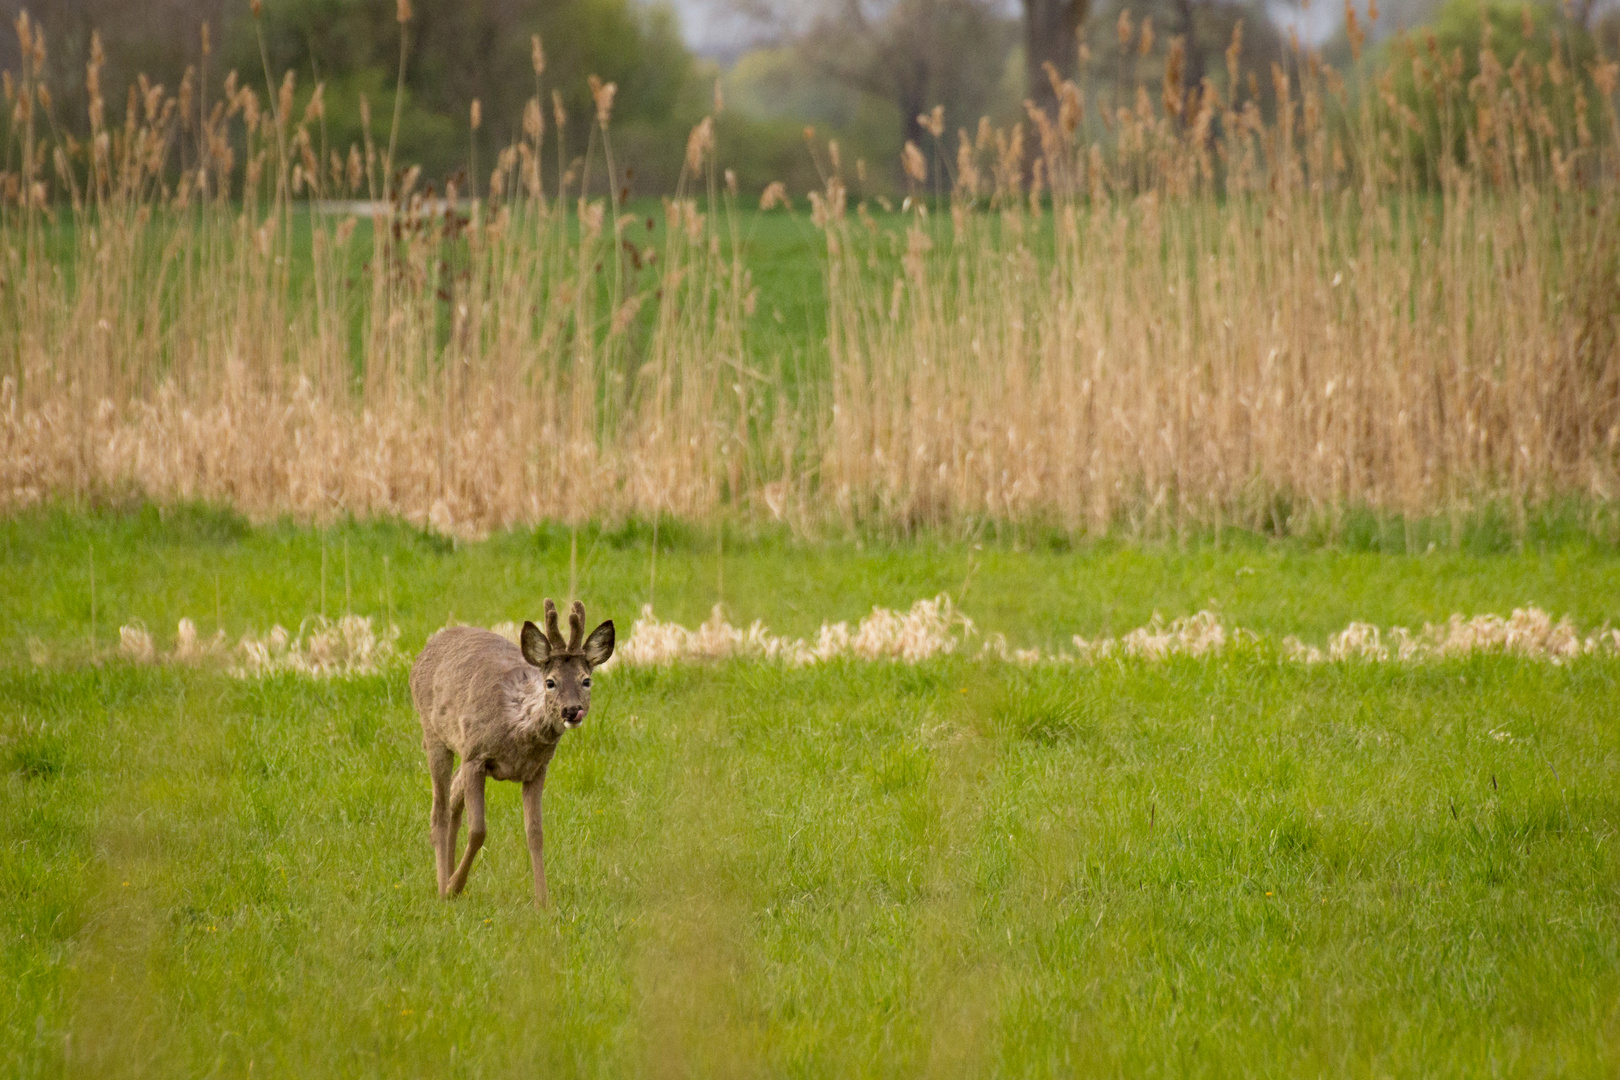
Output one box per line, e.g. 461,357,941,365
410,599,615,905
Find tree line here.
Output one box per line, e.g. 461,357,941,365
1,0,1613,194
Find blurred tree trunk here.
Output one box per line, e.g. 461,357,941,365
1023,0,1087,110
1170,0,1208,114
798,0,1012,155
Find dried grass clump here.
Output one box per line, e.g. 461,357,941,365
979,634,1047,665
609,595,975,667
117,623,155,664
842,595,976,662
118,617,231,665
234,615,403,678
1285,606,1620,663
173,618,229,661
1387,607,1616,661
1071,610,1241,661
1279,637,1329,664
1328,621,1390,662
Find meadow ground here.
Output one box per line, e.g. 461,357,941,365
3,506,1619,1077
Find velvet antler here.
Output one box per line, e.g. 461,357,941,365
543,598,567,651
567,601,586,651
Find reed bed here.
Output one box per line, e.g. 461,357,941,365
1,10,1617,538
821,22,1620,535
0,12,772,537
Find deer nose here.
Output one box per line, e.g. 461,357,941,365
561,705,584,724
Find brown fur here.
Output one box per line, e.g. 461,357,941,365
410,599,614,904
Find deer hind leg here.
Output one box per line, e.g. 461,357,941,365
448,763,467,862
425,739,456,898
446,760,488,898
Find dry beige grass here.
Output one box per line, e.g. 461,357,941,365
110,602,1620,677
818,31,1620,535
0,14,763,538
1,12,1617,537
608,594,975,666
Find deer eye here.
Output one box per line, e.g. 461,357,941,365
581,677,592,688
544,678,556,690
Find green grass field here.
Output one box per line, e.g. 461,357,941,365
4,506,1620,1077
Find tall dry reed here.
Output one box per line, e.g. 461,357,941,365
818,19,1620,536
1,9,1617,539
0,11,769,537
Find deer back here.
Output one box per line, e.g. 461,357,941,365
411,627,538,754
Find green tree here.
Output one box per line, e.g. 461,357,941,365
1383,0,1601,184
0,0,693,187
244,0,692,184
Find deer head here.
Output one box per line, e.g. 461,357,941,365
519,599,614,735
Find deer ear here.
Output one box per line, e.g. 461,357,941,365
520,620,551,666
582,620,615,667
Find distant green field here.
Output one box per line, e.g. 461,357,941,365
4,507,1620,1077
28,198,833,378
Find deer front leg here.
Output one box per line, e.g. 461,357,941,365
446,760,487,898
521,777,548,907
